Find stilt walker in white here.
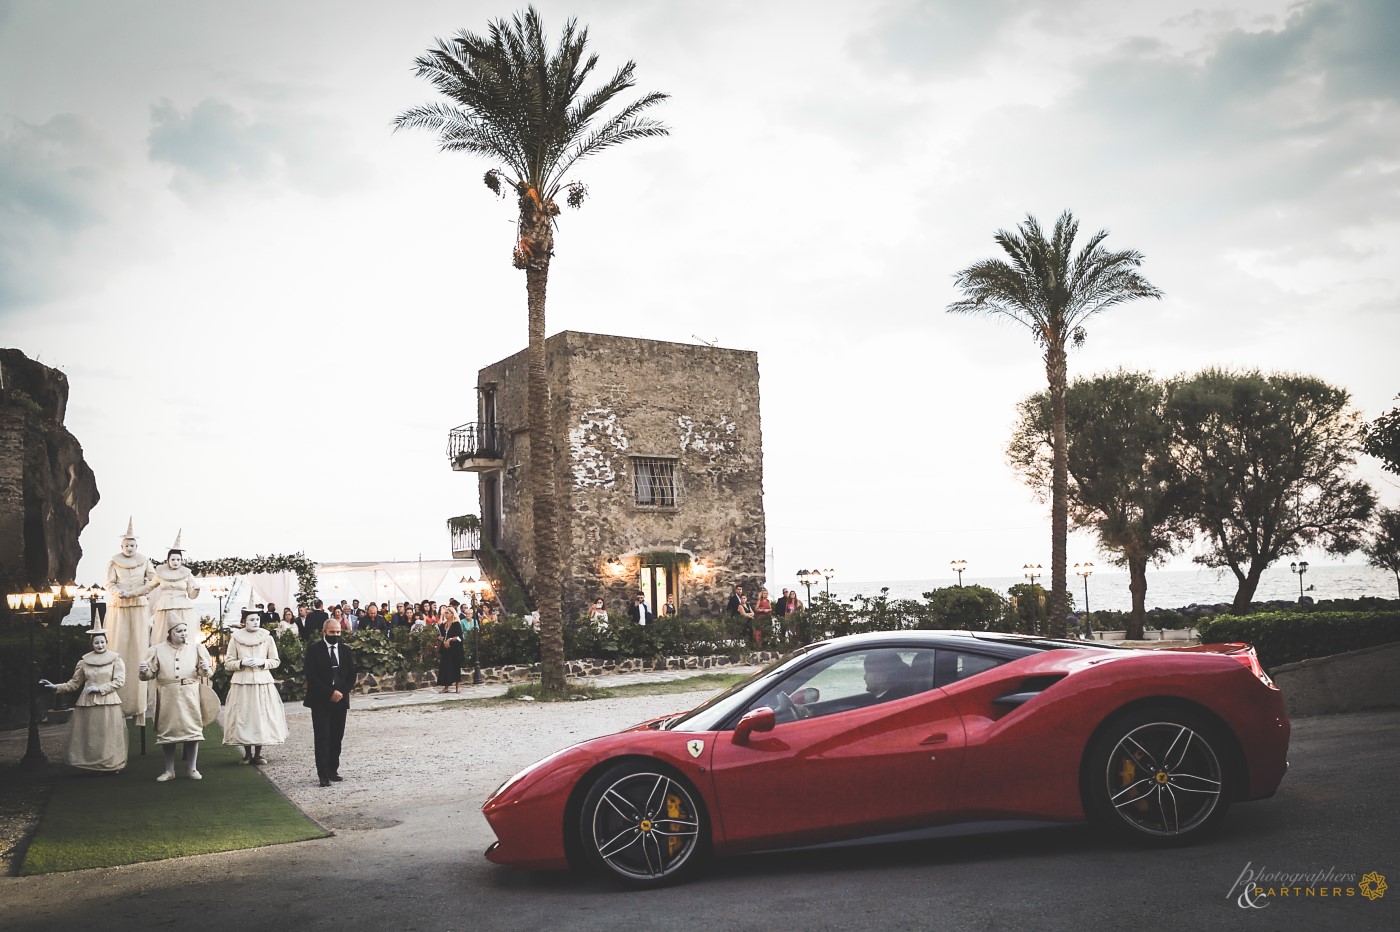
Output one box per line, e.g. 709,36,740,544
151,530,200,646
104,518,157,722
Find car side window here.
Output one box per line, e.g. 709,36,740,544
750,648,938,723
933,650,1003,687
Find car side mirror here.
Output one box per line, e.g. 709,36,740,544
734,707,776,744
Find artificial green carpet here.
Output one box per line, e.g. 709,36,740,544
20,721,328,875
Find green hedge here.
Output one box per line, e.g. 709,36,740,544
562,614,737,661
203,626,442,701
1196,611,1400,669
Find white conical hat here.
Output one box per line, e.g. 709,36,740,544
122,516,136,541
168,528,183,552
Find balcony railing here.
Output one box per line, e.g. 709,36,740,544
447,422,507,464
448,516,481,556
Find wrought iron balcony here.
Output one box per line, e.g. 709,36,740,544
448,515,481,557
447,421,507,471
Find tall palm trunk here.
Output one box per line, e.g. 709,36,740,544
518,187,566,691
1045,341,1069,636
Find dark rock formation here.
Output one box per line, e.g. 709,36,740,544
0,348,100,600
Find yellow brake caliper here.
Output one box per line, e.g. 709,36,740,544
1119,752,1150,812
665,793,684,856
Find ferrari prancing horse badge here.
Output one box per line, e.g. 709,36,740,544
687,739,705,758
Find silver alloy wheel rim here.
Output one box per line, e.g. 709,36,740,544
1105,721,1223,836
589,771,701,879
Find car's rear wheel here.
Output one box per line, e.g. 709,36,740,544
579,762,708,887
1084,707,1232,844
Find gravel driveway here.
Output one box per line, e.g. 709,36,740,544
272,687,716,835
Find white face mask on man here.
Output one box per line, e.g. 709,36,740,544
245,614,261,631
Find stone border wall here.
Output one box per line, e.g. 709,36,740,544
350,652,782,694
1271,641,1400,717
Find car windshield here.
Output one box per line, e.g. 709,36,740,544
664,648,812,732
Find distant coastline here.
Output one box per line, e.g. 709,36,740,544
826,563,1398,613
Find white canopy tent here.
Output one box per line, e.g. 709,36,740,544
314,559,484,608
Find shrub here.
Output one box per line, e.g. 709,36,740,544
478,616,541,667
917,585,1010,631
0,622,92,709
1196,611,1400,669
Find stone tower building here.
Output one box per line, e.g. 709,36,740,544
448,331,764,618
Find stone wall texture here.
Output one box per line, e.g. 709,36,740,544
0,349,99,607
476,332,765,619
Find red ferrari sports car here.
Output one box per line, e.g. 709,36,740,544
482,631,1290,886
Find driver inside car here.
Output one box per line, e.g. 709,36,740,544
864,651,916,703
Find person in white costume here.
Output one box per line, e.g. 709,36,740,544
40,627,128,774
140,620,212,781
222,608,288,765
104,518,157,719
151,530,200,645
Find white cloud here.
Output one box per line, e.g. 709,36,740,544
0,0,1394,597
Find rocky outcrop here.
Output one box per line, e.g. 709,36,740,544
0,349,99,602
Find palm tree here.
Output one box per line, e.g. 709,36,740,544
949,211,1163,636
396,7,669,692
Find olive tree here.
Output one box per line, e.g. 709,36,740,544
1167,369,1376,614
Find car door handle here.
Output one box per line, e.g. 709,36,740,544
920,733,948,746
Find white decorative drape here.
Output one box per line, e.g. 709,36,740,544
315,560,481,606
247,571,297,610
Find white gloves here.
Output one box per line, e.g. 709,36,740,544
242,658,265,669
38,679,55,689
84,685,102,695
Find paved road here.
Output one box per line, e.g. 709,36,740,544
1,691,1395,932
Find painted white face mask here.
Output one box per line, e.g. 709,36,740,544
168,553,184,570
169,624,189,646
121,539,137,557
91,635,108,653
245,614,261,631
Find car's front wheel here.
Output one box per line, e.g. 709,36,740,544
578,762,709,887
1084,707,1232,844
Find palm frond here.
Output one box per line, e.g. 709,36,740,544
396,3,669,218
949,210,1162,348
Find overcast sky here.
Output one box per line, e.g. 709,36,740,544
3,0,1397,595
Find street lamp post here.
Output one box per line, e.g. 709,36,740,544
950,559,968,587
208,583,228,660
821,568,835,599
461,576,484,685
7,583,76,769
796,569,819,643
1290,561,1309,602
1074,563,1094,639
84,584,103,629
1022,564,1043,635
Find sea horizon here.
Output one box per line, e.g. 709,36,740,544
823,562,1399,614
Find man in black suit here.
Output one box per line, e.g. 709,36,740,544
628,593,653,626
303,617,356,787
303,599,328,642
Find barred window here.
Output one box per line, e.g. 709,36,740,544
632,457,678,508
